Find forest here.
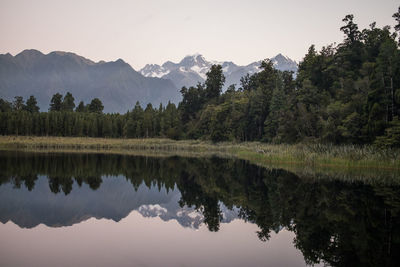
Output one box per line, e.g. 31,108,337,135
1,9,400,147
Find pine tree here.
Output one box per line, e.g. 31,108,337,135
0,98,12,112
13,96,25,111
49,93,63,111
205,65,225,101
62,92,75,111
25,95,40,113
88,98,104,114
75,101,86,112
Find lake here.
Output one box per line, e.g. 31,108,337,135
0,151,399,266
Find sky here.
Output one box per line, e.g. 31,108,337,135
0,0,398,70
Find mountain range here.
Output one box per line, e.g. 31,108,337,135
140,53,298,90
0,50,298,113
0,50,180,113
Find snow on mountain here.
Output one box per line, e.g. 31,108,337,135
139,64,170,78
270,53,298,73
140,53,298,91
137,192,240,230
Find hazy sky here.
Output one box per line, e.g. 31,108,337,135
0,0,398,70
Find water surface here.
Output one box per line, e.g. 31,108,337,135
0,151,399,266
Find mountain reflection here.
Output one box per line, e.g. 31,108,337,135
0,151,400,266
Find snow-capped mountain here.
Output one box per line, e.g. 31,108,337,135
271,53,298,72
138,199,239,230
140,53,298,90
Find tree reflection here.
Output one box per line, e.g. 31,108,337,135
0,151,399,266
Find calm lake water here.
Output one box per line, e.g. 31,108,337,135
0,151,399,267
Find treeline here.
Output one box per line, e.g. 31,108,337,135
1,8,400,146
0,94,180,139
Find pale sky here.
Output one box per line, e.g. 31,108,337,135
0,0,398,70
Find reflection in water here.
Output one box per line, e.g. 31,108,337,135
0,151,400,266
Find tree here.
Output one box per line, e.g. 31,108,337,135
340,14,360,44
393,6,400,43
25,95,40,113
75,101,86,112
264,74,285,142
49,93,63,111
88,98,104,113
164,101,181,139
205,64,225,101
143,103,155,138
0,98,12,112
124,101,143,138
240,73,257,91
62,92,75,111
179,85,204,124
13,96,25,111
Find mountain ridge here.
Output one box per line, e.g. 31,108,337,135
0,49,180,113
140,53,298,90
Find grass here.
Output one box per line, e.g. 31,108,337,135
1,135,399,183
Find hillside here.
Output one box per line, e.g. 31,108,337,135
0,50,180,113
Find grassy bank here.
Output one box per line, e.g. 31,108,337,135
1,136,399,183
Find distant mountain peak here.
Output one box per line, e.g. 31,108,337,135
16,49,44,56
15,49,44,61
140,53,298,90
114,58,128,65
180,53,208,68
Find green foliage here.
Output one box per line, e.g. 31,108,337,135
75,101,86,112
62,92,75,111
393,6,400,43
0,99,12,112
25,95,40,113
88,98,104,113
13,96,25,111
205,64,225,101
49,93,62,111
374,117,400,148
340,14,361,44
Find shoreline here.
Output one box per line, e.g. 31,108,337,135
1,135,399,183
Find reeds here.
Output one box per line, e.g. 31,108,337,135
0,136,399,183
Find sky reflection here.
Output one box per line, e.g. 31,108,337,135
0,211,308,267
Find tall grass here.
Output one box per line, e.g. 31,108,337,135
0,136,399,183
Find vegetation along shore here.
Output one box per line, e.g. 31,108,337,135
1,136,399,184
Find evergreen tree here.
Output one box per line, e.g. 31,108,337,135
393,6,400,44
0,99,12,112
25,95,40,113
88,98,104,113
62,92,75,111
49,93,63,111
205,64,225,101
13,96,25,111
75,101,86,112
143,103,155,138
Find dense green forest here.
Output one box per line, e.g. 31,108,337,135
1,9,400,146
